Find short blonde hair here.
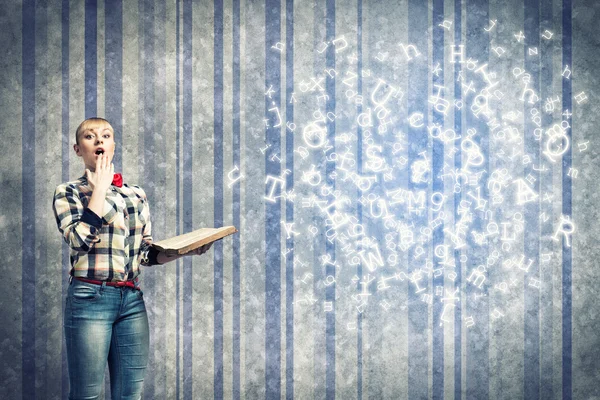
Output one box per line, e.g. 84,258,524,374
75,117,114,145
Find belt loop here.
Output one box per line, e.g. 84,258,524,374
101,281,106,293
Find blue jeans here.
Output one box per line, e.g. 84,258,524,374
64,279,149,400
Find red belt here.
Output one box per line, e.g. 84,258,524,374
74,277,140,290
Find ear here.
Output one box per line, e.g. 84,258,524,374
73,143,81,156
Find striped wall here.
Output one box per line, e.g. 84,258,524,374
1,0,599,399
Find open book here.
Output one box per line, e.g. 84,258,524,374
151,226,238,256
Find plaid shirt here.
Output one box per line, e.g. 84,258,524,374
52,175,160,282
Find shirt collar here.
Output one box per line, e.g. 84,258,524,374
77,174,128,189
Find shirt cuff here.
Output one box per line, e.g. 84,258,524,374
147,246,160,265
81,208,103,232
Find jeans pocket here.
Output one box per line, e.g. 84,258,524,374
71,282,101,303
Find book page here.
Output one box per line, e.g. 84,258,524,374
151,226,238,256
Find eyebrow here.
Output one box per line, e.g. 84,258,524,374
84,129,112,134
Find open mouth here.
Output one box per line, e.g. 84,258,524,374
95,149,105,156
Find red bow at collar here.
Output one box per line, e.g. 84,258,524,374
112,173,123,188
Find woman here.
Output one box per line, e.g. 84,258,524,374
52,117,211,399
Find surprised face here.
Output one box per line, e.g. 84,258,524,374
74,124,116,172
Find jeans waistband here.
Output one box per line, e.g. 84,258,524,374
73,277,140,290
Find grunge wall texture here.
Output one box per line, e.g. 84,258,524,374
1,0,599,399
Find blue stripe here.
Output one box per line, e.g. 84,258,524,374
265,0,282,398
175,0,182,398
21,0,35,398
453,0,462,397
213,1,224,398
284,0,294,398
182,0,193,397
232,0,241,398
364,2,385,396
310,3,325,394
311,222,323,396
465,0,489,397
141,0,155,194
407,0,429,397
156,0,168,396
85,0,97,117
325,0,336,398
61,0,70,397
310,3,323,393
540,0,554,397
561,0,572,397
432,0,444,398
105,0,123,171
141,0,156,397
524,0,541,398
36,1,50,394
356,1,363,398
